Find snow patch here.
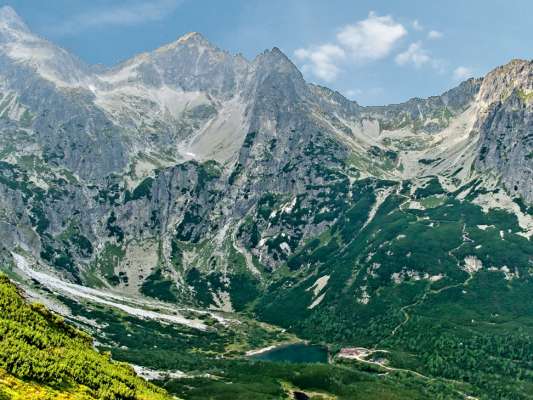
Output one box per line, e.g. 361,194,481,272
282,197,298,214
473,191,533,238
307,275,330,297
279,242,291,254
357,286,370,305
488,265,520,281
308,293,325,309
306,275,330,309
362,187,393,229
477,224,493,231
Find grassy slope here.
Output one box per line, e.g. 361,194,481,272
0,274,173,400
0,368,96,400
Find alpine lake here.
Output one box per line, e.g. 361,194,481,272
249,343,329,364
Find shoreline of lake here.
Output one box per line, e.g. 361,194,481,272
247,342,329,364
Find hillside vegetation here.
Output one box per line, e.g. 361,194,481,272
0,274,172,400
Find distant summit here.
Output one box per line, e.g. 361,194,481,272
0,5,30,33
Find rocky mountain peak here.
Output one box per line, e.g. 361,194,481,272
251,47,306,97
0,7,92,88
0,6,30,34
477,58,533,108
254,47,299,72
176,31,210,46
101,30,248,96
153,31,217,55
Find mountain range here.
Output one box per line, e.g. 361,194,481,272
0,6,532,399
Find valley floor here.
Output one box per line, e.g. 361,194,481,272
2,261,475,400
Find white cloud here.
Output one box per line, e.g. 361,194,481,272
412,20,423,31
294,44,345,82
344,87,383,102
428,30,443,40
395,42,447,73
51,0,182,35
337,12,407,62
395,42,431,68
453,66,474,80
294,12,406,82
345,89,363,99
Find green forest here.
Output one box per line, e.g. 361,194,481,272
0,274,172,400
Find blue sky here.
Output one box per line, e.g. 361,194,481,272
4,0,532,105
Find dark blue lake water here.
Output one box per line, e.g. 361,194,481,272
250,343,328,364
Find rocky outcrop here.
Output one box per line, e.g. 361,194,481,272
474,60,533,202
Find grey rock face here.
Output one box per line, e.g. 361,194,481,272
0,7,531,300
474,60,533,202
475,89,533,201
0,57,127,180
